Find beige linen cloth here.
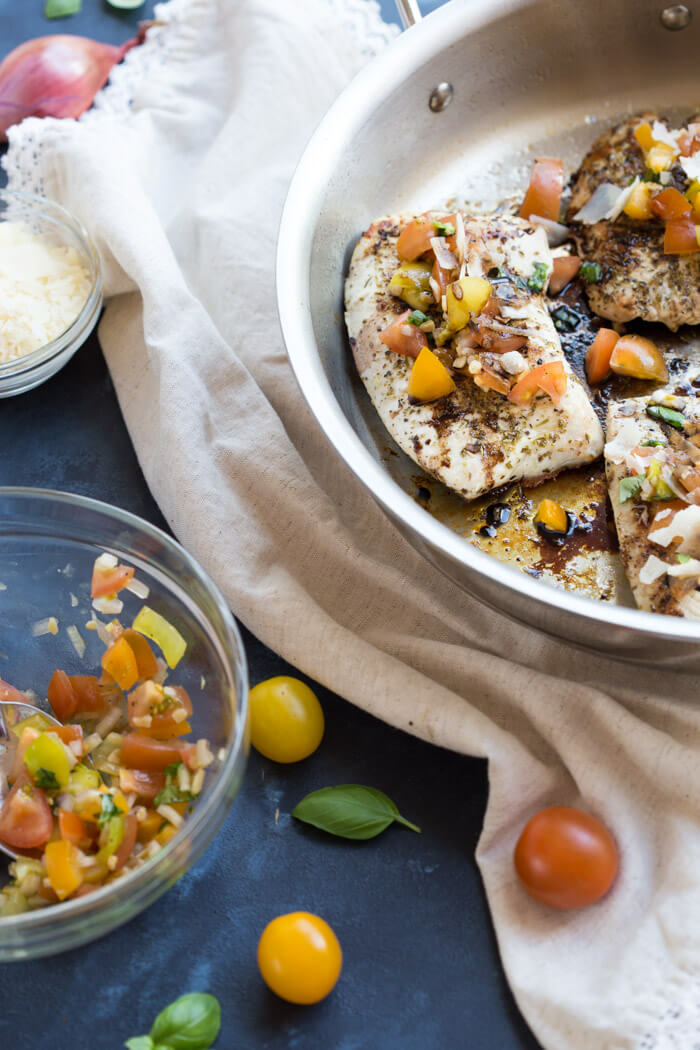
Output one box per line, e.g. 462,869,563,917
6,1,700,1045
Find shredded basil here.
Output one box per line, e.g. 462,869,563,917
527,261,549,294
646,404,686,430
407,310,429,327
97,793,121,826
154,762,193,807
551,305,581,332
619,475,644,503
580,261,602,284
433,220,455,237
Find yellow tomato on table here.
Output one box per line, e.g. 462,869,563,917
248,676,324,763
257,912,342,1004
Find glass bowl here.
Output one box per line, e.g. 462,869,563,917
0,190,103,397
0,488,248,961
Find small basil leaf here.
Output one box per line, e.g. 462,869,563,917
150,993,221,1050
45,0,82,16
646,404,686,430
107,0,146,7
125,1038,154,1050
619,475,644,503
292,784,421,840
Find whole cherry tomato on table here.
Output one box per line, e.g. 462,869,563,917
514,805,618,910
248,676,324,763
257,911,342,1004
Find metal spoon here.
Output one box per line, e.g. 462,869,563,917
0,700,70,861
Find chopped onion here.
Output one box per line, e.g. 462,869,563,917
681,154,700,181
430,237,458,271
572,180,639,225
87,614,112,647
125,577,150,600
32,616,58,637
94,552,118,571
66,624,86,659
92,595,123,615
528,214,571,247
651,120,680,153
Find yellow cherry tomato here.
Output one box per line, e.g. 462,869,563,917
248,676,324,763
257,912,342,1004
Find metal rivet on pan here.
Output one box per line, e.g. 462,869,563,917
660,4,692,29
429,82,454,113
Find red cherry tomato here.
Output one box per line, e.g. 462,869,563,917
514,805,618,910
0,776,53,850
120,733,186,772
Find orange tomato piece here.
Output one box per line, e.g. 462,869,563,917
584,328,619,384
396,215,434,261
664,214,700,255
101,635,139,692
518,157,565,223
59,809,87,846
548,256,581,296
90,562,134,599
120,767,166,803
120,629,158,680
650,187,691,222
609,334,668,382
508,361,567,405
136,809,163,843
52,724,83,752
48,669,78,721
45,840,83,900
0,677,29,704
120,733,186,772
379,310,428,358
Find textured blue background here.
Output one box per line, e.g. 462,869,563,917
0,2,540,1048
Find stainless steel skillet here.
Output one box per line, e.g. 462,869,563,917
276,0,700,668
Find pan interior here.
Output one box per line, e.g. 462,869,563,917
308,0,700,607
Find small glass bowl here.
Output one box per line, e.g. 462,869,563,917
0,190,103,397
0,488,249,961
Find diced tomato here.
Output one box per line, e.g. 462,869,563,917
396,215,434,261
0,775,53,850
47,669,77,721
90,562,134,599
137,809,163,843
474,366,511,396
0,677,28,704
650,187,691,222
508,361,568,405
69,675,108,715
478,332,528,353
101,636,139,691
120,629,158,680
113,812,138,873
128,682,193,739
59,809,87,846
10,727,41,783
120,734,187,773
548,256,581,295
52,724,83,755
518,158,565,223
585,328,620,384
379,310,428,358
119,767,166,803
664,214,700,255
609,334,668,382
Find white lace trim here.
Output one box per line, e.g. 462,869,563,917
2,0,397,196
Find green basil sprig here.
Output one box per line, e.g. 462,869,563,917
125,993,221,1050
292,784,420,840
45,0,82,17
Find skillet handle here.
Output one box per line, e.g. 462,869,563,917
395,0,422,29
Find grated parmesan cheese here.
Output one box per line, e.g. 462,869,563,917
0,222,92,363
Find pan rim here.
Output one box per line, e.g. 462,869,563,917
276,0,700,645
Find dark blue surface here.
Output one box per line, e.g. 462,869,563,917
0,3,540,1048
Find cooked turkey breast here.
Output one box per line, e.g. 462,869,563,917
345,213,604,502
568,113,700,331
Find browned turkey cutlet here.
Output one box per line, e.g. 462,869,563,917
568,112,700,331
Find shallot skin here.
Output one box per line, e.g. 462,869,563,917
0,34,142,141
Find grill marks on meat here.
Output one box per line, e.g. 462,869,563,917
568,113,700,331
344,213,604,502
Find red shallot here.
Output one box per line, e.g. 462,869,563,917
0,30,147,140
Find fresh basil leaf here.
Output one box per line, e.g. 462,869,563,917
45,0,82,17
292,784,421,840
154,784,194,807
527,261,549,294
150,993,221,1050
619,475,644,503
33,768,59,791
579,261,602,284
677,553,692,563
98,793,121,826
407,310,429,327
125,1038,154,1050
107,0,146,8
433,220,455,237
646,404,686,430
641,438,666,447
